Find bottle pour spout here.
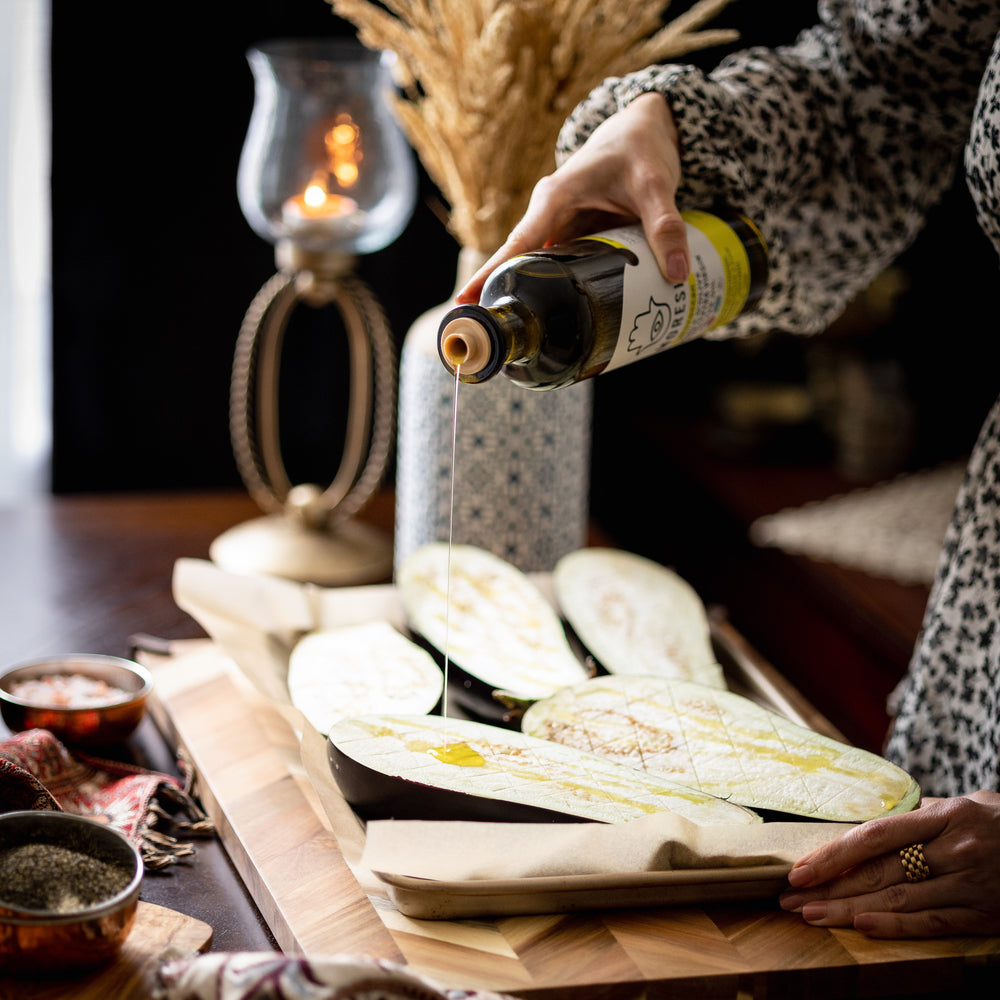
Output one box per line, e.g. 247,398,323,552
441,318,491,373
437,307,507,383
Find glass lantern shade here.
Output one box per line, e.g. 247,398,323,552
237,39,416,256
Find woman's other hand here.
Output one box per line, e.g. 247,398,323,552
779,791,1000,938
456,92,688,304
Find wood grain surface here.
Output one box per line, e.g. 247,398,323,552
144,640,1000,1000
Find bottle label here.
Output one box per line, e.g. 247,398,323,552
584,211,753,373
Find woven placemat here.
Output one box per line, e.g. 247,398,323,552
749,462,966,585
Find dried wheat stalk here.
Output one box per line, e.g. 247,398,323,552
328,0,738,252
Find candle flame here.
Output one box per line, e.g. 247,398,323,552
304,183,329,208
288,171,355,219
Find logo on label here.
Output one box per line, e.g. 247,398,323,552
627,288,692,357
627,297,669,357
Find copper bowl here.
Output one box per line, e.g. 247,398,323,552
0,654,153,746
0,811,144,975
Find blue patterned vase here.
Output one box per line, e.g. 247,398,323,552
394,249,593,575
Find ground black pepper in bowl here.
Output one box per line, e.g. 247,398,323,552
0,811,144,975
0,841,133,913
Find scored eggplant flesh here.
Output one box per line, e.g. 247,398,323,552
521,675,920,822
327,713,760,825
554,547,725,689
397,543,589,701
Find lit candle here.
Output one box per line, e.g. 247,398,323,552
282,178,360,238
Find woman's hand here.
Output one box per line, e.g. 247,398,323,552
779,791,1000,938
456,92,688,304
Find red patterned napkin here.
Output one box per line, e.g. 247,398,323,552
0,728,211,869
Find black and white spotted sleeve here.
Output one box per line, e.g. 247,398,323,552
557,0,1000,336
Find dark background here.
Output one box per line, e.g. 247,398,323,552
49,1,998,505
49,0,455,494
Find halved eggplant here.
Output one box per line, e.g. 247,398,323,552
397,544,589,702
554,548,725,688
521,676,920,823
327,713,760,825
288,622,443,734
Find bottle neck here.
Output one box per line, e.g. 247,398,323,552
437,302,532,383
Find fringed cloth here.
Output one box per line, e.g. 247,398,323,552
0,728,213,870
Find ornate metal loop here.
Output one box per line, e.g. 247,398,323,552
229,269,396,527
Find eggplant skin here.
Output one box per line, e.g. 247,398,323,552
327,739,593,823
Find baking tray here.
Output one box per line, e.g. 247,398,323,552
372,863,793,920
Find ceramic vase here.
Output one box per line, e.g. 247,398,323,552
394,248,593,575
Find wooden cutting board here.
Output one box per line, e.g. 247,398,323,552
0,901,212,1000
141,635,1000,1000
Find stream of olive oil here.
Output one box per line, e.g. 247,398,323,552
442,362,462,718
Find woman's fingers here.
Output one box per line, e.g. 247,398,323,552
788,869,968,922
782,793,1000,939
801,884,1000,938
781,855,912,911
786,802,949,889
454,180,612,304
643,209,692,283
455,92,686,304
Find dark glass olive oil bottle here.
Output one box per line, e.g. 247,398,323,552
438,209,767,389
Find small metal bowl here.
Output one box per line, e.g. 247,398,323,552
0,810,144,975
0,654,153,746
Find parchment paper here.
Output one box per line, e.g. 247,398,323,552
361,814,850,881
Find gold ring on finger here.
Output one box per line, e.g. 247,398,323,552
899,842,931,883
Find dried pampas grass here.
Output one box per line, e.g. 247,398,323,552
328,0,738,253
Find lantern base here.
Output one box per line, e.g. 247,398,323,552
209,513,393,587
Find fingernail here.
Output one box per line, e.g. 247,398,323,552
801,902,828,924
779,892,803,912
787,863,815,888
666,252,689,283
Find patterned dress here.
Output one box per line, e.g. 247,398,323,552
558,0,1000,797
